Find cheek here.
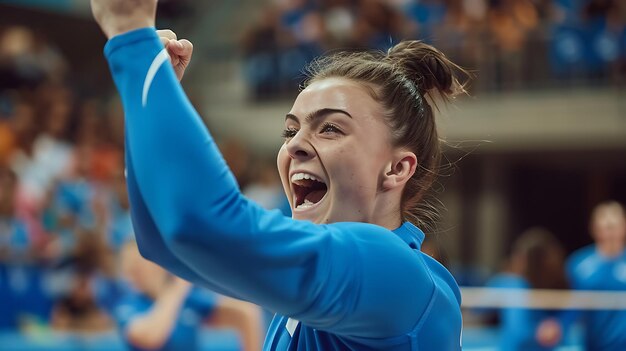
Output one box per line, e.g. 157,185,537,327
326,146,377,197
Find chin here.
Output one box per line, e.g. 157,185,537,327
291,209,326,224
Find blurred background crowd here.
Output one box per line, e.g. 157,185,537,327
242,0,626,98
0,0,625,350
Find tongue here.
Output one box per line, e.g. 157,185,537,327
304,189,326,204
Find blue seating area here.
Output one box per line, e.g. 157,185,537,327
550,22,625,77
0,330,241,351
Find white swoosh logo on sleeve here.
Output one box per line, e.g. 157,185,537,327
142,48,169,107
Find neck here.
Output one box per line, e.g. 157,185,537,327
597,242,624,258
371,191,403,230
376,217,403,231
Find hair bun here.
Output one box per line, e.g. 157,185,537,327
387,41,467,100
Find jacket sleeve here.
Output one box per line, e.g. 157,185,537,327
105,27,436,338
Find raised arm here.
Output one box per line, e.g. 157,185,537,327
121,278,191,350
92,1,437,338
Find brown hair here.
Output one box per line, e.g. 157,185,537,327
511,227,569,290
304,41,468,230
0,166,17,216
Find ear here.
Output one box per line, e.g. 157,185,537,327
381,150,417,191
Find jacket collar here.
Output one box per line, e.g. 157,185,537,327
392,222,425,250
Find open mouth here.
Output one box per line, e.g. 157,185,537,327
291,173,328,210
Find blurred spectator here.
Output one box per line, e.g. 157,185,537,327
242,2,324,100
6,98,46,242
567,201,626,350
115,241,263,351
581,0,624,80
73,98,124,183
100,169,132,253
0,112,16,167
41,147,99,260
67,98,127,251
403,0,450,42
0,167,31,330
1,168,58,332
487,0,540,89
242,8,283,99
50,270,113,332
242,0,625,98
242,0,409,99
33,82,75,183
488,0,539,54
243,157,291,216
353,0,406,49
485,227,569,350
9,83,76,250
320,0,359,46
0,26,66,91
0,167,31,264
47,227,116,333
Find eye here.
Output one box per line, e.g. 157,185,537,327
282,127,298,139
320,123,342,135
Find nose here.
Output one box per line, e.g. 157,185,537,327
286,130,315,161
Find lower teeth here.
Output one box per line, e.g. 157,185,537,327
297,199,315,209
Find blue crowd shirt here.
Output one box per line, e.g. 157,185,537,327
567,245,626,351
0,217,34,329
486,273,566,351
54,179,97,229
0,217,29,259
114,286,216,351
104,27,462,350
106,197,133,251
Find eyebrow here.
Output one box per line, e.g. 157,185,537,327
285,108,353,123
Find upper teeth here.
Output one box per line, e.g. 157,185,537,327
291,173,323,183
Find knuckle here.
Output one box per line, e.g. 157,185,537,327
157,29,177,39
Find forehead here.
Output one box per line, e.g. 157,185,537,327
595,209,626,226
290,78,384,120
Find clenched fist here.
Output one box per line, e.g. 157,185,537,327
91,0,157,38
157,29,193,81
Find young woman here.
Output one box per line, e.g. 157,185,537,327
91,1,468,349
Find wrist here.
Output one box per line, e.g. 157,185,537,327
163,280,190,297
102,18,155,39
